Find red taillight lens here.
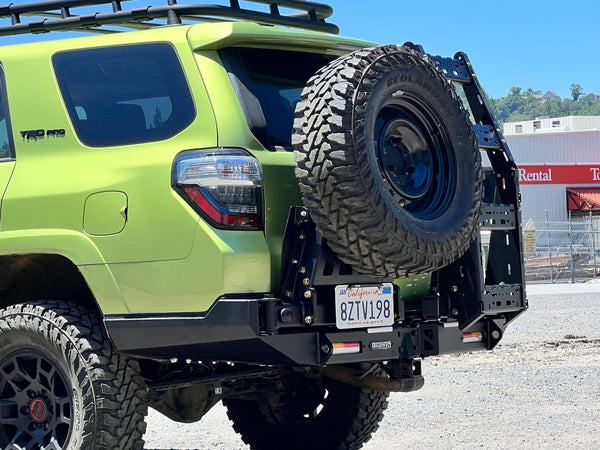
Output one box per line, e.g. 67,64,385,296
182,187,262,227
174,149,263,229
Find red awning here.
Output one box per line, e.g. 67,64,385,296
566,187,600,211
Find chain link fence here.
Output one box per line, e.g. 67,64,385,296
524,211,600,283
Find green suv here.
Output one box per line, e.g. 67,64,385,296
0,1,526,449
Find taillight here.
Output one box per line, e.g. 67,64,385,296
173,149,263,229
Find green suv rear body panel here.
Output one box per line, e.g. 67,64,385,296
0,23,372,314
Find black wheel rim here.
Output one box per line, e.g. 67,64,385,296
0,350,73,449
374,93,457,220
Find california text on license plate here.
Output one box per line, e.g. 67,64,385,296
334,283,394,329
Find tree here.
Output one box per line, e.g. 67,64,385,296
570,83,583,101
152,106,164,128
523,88,542,97
541,98,561,118
489,86,600,125
509,86,522,96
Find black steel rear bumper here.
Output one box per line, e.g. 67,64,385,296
104,295,502,366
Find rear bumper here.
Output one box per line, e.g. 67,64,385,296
104,295,499,366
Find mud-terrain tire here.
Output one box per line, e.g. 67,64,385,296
0,301,148,449
224,370,389,450
293,45,482,277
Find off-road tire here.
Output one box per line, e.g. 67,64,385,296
293,45,482,277
0,301,148,449
224,371,389,450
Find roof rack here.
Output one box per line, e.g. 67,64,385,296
0,0,339,37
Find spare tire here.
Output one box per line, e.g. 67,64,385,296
293,45,482,277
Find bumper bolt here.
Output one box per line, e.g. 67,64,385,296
280,308,293,323
305,316,313,325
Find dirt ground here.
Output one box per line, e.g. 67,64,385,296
144,283,600,449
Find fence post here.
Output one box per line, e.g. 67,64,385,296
569,210,575,283
545,210,553,283
591,210,597,279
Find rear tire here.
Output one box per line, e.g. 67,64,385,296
293,45,482,277
224,370,388,450
0,301,148,449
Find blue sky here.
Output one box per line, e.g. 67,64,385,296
329,0,600,99
1,0,598,100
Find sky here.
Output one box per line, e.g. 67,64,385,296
328,0,600,100
1,0,598,100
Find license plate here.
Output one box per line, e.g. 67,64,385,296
335,283,394,329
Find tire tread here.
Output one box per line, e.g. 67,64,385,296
293,45,482,277
0,301,148,449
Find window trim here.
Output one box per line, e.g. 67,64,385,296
0,64,16,161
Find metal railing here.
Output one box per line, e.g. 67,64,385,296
523,211,600,283
0,0,338,36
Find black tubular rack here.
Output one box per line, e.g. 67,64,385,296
0,0,338,36
420,44,527,336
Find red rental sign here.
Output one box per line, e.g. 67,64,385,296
518,164,600,184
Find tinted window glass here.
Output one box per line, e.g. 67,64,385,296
220,48,334,150
53,43,195,147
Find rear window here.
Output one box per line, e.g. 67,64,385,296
53,43,195,147
220,48,334,150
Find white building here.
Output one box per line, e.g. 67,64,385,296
502,116,600,222
504,115,600,135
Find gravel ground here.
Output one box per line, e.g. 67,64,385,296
144,282,600,449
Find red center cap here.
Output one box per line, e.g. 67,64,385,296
30,399,48,422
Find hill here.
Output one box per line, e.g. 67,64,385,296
488,86,600,124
